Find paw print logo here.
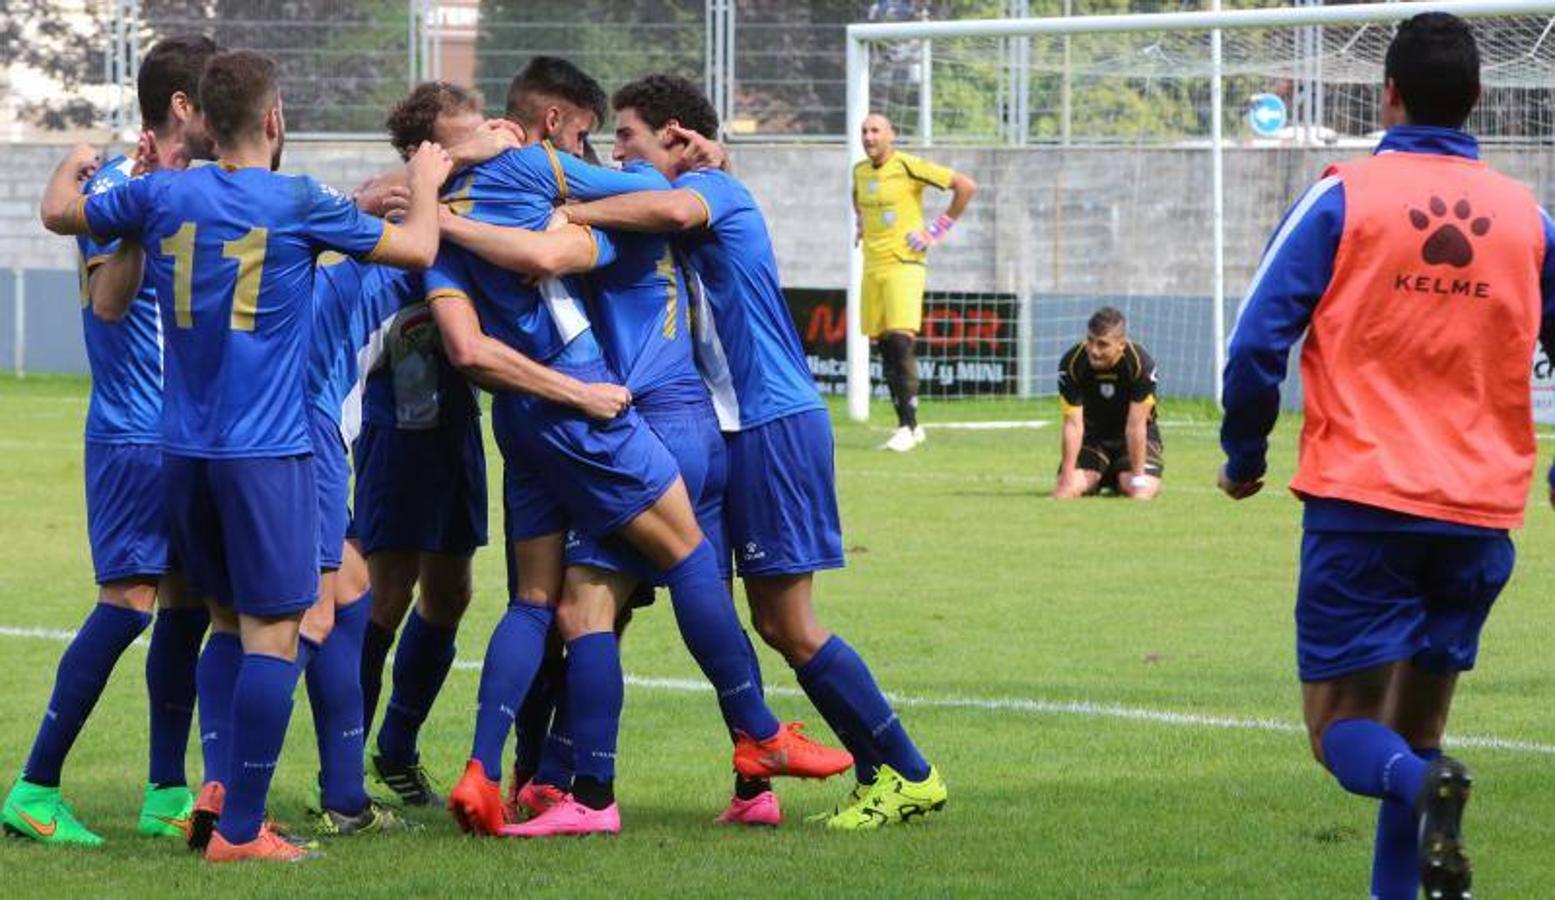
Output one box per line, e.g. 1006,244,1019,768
1408,196,1491,269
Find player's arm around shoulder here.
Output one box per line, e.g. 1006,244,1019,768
365,142,453,270
562,186,710,234
440,209,606,279
40,144,107,235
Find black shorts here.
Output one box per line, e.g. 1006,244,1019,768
1075,436,1164,489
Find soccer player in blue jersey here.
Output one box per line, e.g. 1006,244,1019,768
440,139,801,829
2,35,220,849
560,74,946,830
41,49,449,862
298,253,422,836
423,61,851,839
350,82,493,808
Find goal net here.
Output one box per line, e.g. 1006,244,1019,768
846,0,1555,420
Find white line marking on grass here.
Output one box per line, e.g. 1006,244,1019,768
922,420,1050,431
4,623,1549,756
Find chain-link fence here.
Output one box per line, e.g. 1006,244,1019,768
5,1,1554,141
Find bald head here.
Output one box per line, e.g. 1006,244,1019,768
861,113,896,164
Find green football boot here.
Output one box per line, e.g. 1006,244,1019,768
312,800,419,837
805,781,873,824
137,783,195,839
825,764,947,831
2,776,105,847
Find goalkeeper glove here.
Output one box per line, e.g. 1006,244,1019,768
907,214,955,252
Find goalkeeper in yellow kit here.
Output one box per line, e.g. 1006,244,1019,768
853,113,977,452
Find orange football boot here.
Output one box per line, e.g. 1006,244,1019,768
204,825,314,863
448,760,505,835
733,722,853,780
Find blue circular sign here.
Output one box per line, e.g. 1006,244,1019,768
1248,93,1287,137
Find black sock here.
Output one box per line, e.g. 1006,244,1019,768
734,774,771,800
883,332,919,429
571,775,614,811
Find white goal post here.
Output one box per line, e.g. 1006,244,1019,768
843,0,1555,423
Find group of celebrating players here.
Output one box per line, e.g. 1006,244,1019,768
6,38,946,863
5,10,1546,899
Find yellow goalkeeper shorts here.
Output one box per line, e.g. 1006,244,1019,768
861,263,926,337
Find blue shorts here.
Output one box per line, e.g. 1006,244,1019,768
564,398,731,583
353,417,488,557
725,409,845,577
163,453,318,616
309,409,351,572
84,441,171,584
494,359,679,545
1296,531,1514,682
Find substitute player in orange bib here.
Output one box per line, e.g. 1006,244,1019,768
1218,14,1555,900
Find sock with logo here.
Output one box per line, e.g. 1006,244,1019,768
880,331,919,430
376,609,455,765
306,594,371,815
194,630,243,786
664,541,781,741
22,603,152,787
358,608,392,739
145,606,207,788
796,635,927,783
566,632,623,809
1371,746,1442,900
218,653,300,845
513,641,563,779
470,599,553,782
1321,719,1428,805
733,628,773,799
534,669,574,789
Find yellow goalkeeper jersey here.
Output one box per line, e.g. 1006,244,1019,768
853,150,955,269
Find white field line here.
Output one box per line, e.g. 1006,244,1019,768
3,624,1551,757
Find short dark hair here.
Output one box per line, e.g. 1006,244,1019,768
505,56,606,128
1385,13,1480,128
1088,306,1126,335
386,81,482,160
137,34,219,130
612,74,719,139
200,50,279,148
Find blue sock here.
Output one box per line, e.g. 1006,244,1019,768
23,603,151,786
195,631,243,786
566,632,623,786
144,606,207,787
306,595,371,815
1321,719,1428,805
296,636,320,673
534,671,574,788
1372,746,1441,900
664,541,780,741
796,635,927,783
359,609,392,739
470,600,553,781
218,653,301,845
514,648,563,777
376,610,456,765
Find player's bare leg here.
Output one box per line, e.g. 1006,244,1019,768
1305,664,1472,900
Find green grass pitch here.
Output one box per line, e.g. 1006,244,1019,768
1,374,1553,897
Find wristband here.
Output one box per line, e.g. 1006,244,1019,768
1129,474,1151,489
926,214,954,240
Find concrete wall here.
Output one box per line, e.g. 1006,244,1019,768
5,139,1553,399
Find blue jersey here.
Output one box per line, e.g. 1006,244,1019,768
309,254,407,442
84,164,387,458
426,142,659,364
586,161,704,408
672,168,823,431
76,155,163,444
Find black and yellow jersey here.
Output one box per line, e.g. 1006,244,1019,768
1057,340,1159,440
